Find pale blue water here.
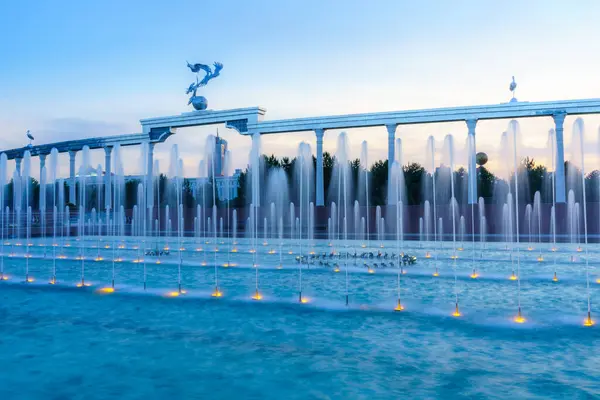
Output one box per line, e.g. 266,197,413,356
0,240,598,399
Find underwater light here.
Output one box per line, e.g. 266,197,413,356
167,291,180,297
513,307,526,324
537,256,544,262
425,252,431,258
26,277,35,283
584,312,595,327
333,266,341,273
394,300,404,312
95,257,103,262
262,242,268,246
104,245,110,249
58,255,67,259
551,247,557,252
457,247,463,251
509,273,518,281
577,247,583,252
179,247,185,251
64,243,71,247
470,271,479,279
553,272,558,282
288,251,293,255
361,244,366,248
450,255,458,260
132,246,139,250
231,248,238,253
367,268,375,274
268,250,276,254
452,303,461,317
15,243,22,246
299,296,309,304
211,288,223,298
276,265,283,269
251,290,263,301
49,279,56,285
433,270,439,277
76,282,92,288
156,260,161,264
249,249,256,254
201,261,207,266
1,275,9,281
527,247,533,251
195,248,202,252
98,287,115,293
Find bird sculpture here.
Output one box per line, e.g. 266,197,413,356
509,76,517,102
26,130,34,147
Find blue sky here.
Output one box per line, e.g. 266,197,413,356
2,0,600,176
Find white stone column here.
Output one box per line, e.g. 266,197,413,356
147,142,154,206
39,154,47,179
315,129,325,206
552,112,566,203
104,146,112,210
466,119,477,204
386,124,397,204
69,150,76,204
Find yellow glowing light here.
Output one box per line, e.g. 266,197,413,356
551,247,557,252
98,287,115,293
1,276,9,281
52,243,59,247
368,268,375,274
75,256,84,261
114,258,123,262
288,251,293,255
268,250,276,254
64,243,71,247
167,291,180,297
584,315,595,327
251,291,263,300
163,246,170,251
156,260,161,264
527,247,533,251
333,267,341,273
394,301,404,312
249,249,256,254
104,245,110,249
361,244,366,248
596,278,600,284
433,271,439,277
552,275,558,282
76,282,92,288
211,289,223,298
118,245,125,249
300,297,309,304
470,273,479,279
457,247,463,251
577,247,583,252
450,255,458,260
95,257,104,261
452,305,461,317
179,247,185,251
58,255,67,259
509,274,518,281
231,248,238,253
514,315,526,324
309,251,315,255
537,256,544,262
425,252,431,258
26,277,35,283
49,279,56,285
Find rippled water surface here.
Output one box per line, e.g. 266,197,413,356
0,239,598,399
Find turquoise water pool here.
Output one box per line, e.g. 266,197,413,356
0,240,598,399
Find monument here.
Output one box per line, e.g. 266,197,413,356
186,61,223,111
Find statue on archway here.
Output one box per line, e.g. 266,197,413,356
186,61,223,111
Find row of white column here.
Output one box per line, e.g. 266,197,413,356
11,143,157,208
309,113,567,206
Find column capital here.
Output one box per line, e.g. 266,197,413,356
104,145,113,155
552,111,567,126
68,150,77,158
314,128,325,140
39,153,47,161
385,124,397,137
466,119,478,134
